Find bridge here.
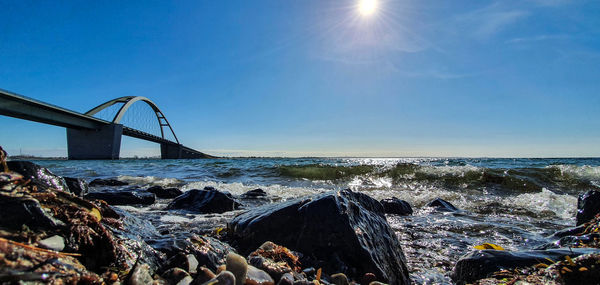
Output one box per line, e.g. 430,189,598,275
0,89,215,159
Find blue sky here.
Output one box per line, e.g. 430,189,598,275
1,0,599,157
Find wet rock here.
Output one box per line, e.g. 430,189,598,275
166,187,241,213
129,263,154,285
154,235,235,272
226,252,248,285
163,267,193,285
451,248,600,284
246,265,275,285
551,225,586,239
37,235,65,251
201,271,236,285
330,273,349,285
89,178,128,186
277,273,294,285
229,189,410,284
85,190,155,205
576,190,600,225
63,177,89,196
241,188,268,198
0,194,64,230
147,185,184,199
361,273,377,284
380,198,413,216
7,161,69,192
426,198,459,212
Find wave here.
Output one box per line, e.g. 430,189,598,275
277,163,600,194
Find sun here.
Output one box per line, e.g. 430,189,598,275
358,0,378,16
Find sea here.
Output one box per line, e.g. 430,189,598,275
29,157,600,284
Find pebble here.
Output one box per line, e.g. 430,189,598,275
277,273,294,285
368,282,387,285
226,252,248,285
187,254,199,274
129,263,154,285
37,235,65,251
245,265,274,285
162,268,191,285
201,271,236,285
361,273,376,284
330,273,349,285
193,267,216,284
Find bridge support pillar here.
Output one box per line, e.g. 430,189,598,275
67,124,123,160
160,143,182,159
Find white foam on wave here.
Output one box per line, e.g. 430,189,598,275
506,188,577,219
181,181,328,199
117,175,183,187
550,165,600,181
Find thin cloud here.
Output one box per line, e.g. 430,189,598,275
506,34,571,44
455,3,529,39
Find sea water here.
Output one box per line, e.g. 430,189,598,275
30,157,600,284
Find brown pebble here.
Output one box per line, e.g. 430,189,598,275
193,266,216,284
330,273,349,285
361,273,376,284
217,264,227,274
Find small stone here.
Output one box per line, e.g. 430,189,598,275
37,235,65,252
187,254,199,274
361,273,376,284
216,265,227,274
129,263,154,285
226,252,247,285
368,282,387,285
277,273,294,285
330,273,349,285
246,265,274,285
162,268,192,285
193,267,216,284
201,271,236,285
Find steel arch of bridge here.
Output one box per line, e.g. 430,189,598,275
85,96,180,144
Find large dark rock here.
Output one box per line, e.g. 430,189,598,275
147,185,183,199
166,187,241,213
6,161,69,193
576,190,600,225
63,177,89,196
451,248,600,284
89,178,128,187
241,188,268,198
427,198,459,212
380,197,413,215
85,190,155,205
228,189,410,285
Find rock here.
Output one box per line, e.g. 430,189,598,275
330,273,349,285
576,190,600,225
6,161,69,192
361,273,377,284
426,198,459,212
229,189,410,284
166,187,241,214
451,248,600,284
246,265,275,285
241,189,268,198
147,185,184,199
0,194,65,230
248,242,300,281
201,271,236,285
380,198,413,215
226,252,247,285
163,267,193,285
153,235,235,272
89,178,128,186
63,177,89,196
162,253,200,275
37,235,65,251
369,282,387,285
277,273,294,285
193,267,217,284
84,190,155,205
129,263,154,285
